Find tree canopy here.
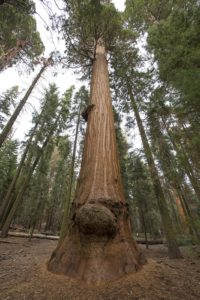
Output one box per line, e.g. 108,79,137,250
0,0,44,70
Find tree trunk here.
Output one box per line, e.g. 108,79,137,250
47,39,146,282
59,105,81,241
172,188,189,234
29,200,44,241
177,186,200,240
0,59,51,147
0,153,42,237
161,117,200,202
140,208,149,249
127,84,182,259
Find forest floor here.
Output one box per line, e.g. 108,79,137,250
1,237,200,300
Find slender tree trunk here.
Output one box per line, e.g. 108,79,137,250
161,117,200,202
127,84,182,259
165,188,182,234
0,153,42,237
140,208,149,249
59,105,81,241
0,116,40,225
172,188,189,234
0,60,51,147
28,224,35,242
177,186,200,240
48,39,146,282
29,200,44,241
179,122,200,176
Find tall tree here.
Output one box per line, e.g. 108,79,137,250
0,140,18,202
44,137,71,233
0,86,19,129
127,152,161,240
0,58,53,147
147,94,200,240
48,0,145,282
0,104,45,224
128,86,182,258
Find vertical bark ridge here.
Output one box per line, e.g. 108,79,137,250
75,42,124,205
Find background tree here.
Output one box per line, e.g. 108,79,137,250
59,85,89,241
127,152,161,241
0,86,19,129
125,0,200,185
44,137,72,233
0,83,72,237
110,36,182,257
0,139,18,203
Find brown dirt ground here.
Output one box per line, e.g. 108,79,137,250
0,237,200,300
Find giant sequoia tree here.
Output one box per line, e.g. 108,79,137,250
48,0,145,282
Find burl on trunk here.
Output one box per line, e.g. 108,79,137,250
47,40,146,282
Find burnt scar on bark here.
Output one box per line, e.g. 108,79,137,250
81,104,95,122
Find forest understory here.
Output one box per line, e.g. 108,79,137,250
1,237,200,300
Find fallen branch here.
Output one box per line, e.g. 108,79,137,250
1,231,163,244
5,231,59,240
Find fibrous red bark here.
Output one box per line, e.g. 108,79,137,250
47,40,146,282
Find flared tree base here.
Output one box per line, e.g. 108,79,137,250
48,202,146,283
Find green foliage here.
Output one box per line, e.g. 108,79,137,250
125,0,200,122
124,0,200,222
125,0,195,31
0,0,35,13
29,84,73,147
68,85,89,122
0,86,19,128
44,137,71,231
125,0,200,120
0,0,44,70
16,136,72,232
126,152,161,236
18,146,52,229
0,139,18,202
147,2,200,114
113,108,130,198
60,0,135,77
12,84,74,231
113,109,161,237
